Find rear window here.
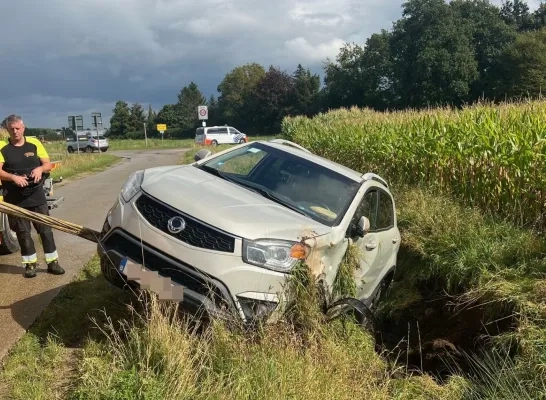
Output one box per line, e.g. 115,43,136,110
196,128,204,135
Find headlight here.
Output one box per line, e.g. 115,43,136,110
242,239,309,273
120,170,144,203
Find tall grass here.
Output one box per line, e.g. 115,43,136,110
282,100,546,232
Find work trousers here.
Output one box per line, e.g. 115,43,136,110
7,203,58,264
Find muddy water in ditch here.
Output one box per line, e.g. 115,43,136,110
375,280,519,382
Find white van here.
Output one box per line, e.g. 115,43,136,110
194,126,248,146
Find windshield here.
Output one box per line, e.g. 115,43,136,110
198,142,361,227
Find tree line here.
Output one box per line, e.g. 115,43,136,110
107,0,546,139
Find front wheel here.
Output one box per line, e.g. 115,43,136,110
0,213,20,254
101,148,108,152
67,147,74,153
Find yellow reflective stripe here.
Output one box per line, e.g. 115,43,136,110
22,254,38,263
45,251,58,262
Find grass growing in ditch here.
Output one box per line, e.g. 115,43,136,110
49,153,121,182
376,184,546,398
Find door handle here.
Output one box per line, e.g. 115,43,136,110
365,242,377,250
392,237,399,244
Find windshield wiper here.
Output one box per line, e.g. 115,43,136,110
234,181,307,216
198,165,237,184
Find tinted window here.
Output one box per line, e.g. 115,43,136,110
199,143,360,227
206,128,218,134
217,127,228,134
377,191,394,229
352,190,378,231
196,128,204,135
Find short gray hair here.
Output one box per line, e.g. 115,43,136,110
4,114,23,127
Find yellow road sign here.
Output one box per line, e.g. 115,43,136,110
156,124,167,131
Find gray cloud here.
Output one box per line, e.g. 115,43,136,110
0,0,534,128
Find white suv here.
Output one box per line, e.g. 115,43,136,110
194,126,248,146
97,139,400,324
66,130,109,153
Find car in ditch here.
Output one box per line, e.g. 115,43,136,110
97,138,400,325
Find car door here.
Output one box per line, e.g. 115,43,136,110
216,127,229,144
348,187,384,301
374,189,400,279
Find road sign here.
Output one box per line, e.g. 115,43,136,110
156,124,166,133
68,115,84,131
91,112,102,129
198,105,208,120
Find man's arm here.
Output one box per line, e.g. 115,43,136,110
34,139,52,173
29,139,52,183
0,162,16,182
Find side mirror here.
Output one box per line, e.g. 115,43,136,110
194,149,212,162
354,216,370,237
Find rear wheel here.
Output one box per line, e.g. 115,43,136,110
67,146,74,153
211,140,218,146
101,148,108,152
0,213,19,254
86,146,94,153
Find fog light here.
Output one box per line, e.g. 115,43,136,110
237,296,278,320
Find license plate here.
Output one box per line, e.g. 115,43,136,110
118,257,183,301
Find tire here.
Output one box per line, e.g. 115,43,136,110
86,146,94,153
211,140,218,146
101,148,108,152
0,213,19,255
67,147,74,153
239,139,245,144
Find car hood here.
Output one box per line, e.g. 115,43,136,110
139,165,331,241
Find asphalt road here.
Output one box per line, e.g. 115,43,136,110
0,148,187,361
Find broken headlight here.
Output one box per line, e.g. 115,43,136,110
120,170,144,203
242,239,309,273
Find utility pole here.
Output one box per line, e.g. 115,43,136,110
143,122,148,147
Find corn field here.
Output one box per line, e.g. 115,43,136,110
281,100,546,232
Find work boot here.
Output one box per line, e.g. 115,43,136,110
47,260,65,275
24,263,37,278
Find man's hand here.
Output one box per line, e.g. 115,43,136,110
30,166,44,183
12,175,29,187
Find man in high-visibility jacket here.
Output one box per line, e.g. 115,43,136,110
0,114,65,278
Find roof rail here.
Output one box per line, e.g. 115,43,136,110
268,138,312,153
362,172,389,188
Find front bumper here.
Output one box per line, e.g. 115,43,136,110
97,192,286,324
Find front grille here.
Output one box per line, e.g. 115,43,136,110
135,192,236,253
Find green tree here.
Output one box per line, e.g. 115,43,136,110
323,30,394,111
290,64,321,116
109,100,131,137
450,0,517,100
129,103,146,134
155,104,178,135
390,0,479,108
247,66,295,134
500,0,535,31
217,63,266,129
207,95,220,125
490,27,546,99
176,82,206,131
146,104,156,137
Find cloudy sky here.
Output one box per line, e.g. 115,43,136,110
0,0,541,128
